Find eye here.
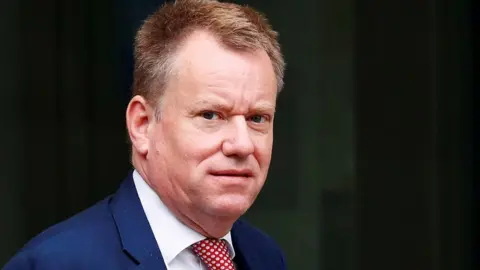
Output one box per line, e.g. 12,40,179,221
201,111,221,120
250,115,268,123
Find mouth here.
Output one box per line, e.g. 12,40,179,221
209,169,254,178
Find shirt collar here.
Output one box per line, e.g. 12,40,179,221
132,170,235,265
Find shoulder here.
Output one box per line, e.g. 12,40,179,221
3,197,123,270
232,218,287,268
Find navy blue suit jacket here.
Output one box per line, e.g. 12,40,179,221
3,172,286,270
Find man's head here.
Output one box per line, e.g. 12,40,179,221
126,0,285,238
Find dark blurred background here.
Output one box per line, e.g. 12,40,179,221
0,0,474,269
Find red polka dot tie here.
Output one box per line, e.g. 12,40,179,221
191,238,235,270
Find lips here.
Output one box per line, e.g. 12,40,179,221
209,169,253,178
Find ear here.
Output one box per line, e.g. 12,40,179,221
126,95,154,156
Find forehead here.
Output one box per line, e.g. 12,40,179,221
171,30,277,95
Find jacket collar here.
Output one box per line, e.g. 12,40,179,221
109,171,167,270
231,220,262,270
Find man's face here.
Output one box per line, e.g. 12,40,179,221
144,31,277,219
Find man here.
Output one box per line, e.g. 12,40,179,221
3,0,286,269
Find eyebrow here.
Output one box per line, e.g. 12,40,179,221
253,102,276,114
190,98,276,114
190,98,232,111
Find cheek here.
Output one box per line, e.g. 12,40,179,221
165,122,222,164
254,135,273,168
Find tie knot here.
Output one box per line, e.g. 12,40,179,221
191,238,234,270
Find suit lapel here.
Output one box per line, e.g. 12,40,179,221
231,221,259,270
109,171,167,270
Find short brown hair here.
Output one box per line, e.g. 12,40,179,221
132,0,285,111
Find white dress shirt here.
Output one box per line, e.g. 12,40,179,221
133,170,236,270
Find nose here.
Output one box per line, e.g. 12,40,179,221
222,116,254,158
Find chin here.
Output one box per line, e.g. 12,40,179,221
205,194,254,218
